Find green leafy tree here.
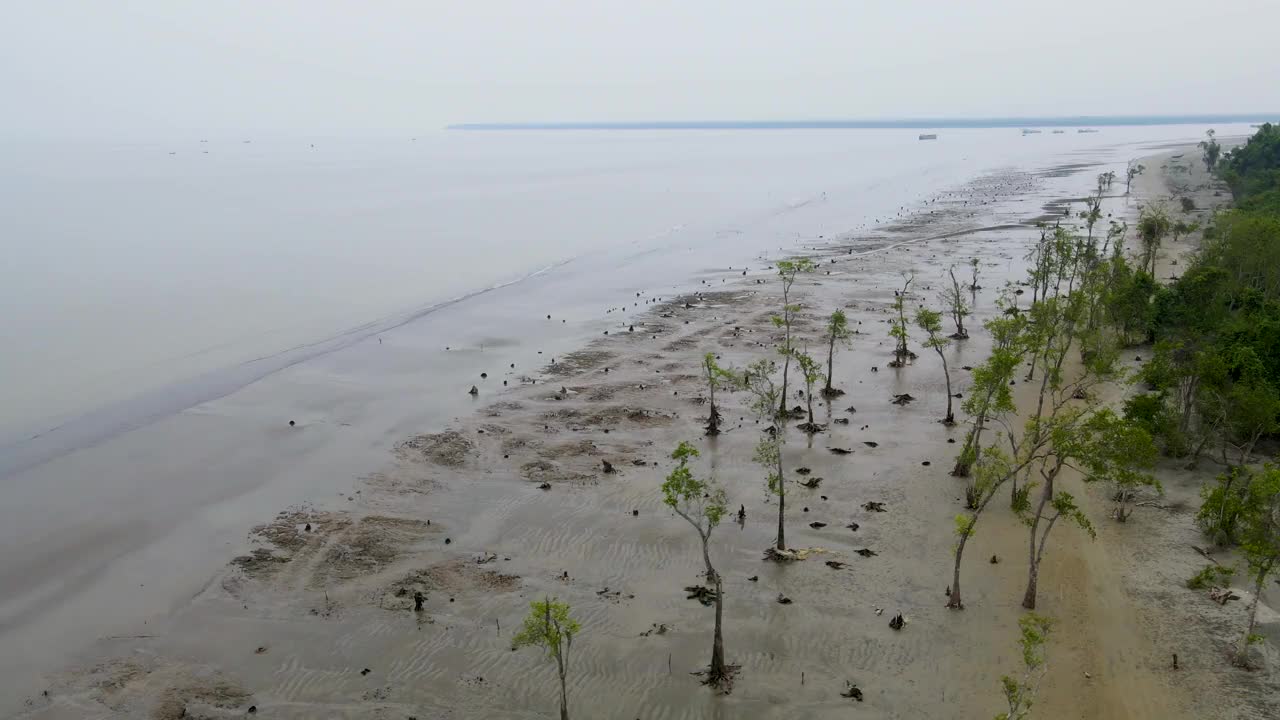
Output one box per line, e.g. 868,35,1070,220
941,264,971,339
1080,189,1104,257
512,598,581,720
915,306,956,425
952,311,1026,481
949,446,1024,608
1137,206,1171,276
661,441,733,686
995,614,1054,720
1171,219,1197,243
744,359,788,550
701,353,738,436
1125,161,1145,194
1018,410,1157,608
1233,466,1280,667
888,272,915,367
793,348,825,432
772,258,815,417
1199,128,1221,172
822,309,852,397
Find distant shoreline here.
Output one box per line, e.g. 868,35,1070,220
449,114,1275,131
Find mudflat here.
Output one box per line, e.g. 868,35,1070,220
7,142,1274,719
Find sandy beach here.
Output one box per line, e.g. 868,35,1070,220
5,138,1276,719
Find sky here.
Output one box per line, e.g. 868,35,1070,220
3,0,1278,136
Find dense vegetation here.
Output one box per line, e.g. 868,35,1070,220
1115,124,1280,667
1123,127,1280,476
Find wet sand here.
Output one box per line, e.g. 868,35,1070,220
7,141,1275,718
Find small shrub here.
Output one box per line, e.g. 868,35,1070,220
1179,197,1196,213
1186,563,1234,589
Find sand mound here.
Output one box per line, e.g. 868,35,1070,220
546,349,615,376
663,336,700,352
396,430,473,466
587,406,675,428
540,439,601,458
482,400,526,417
314,515,438,586
381,559,520,609
501,435,543,453
520,459,594,485
231,509,351,580
50,658,252,719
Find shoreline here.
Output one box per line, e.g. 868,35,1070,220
8,140,1269,718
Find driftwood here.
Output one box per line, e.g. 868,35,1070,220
684,585,719,606
1209,587,1240,605
841,683,864,701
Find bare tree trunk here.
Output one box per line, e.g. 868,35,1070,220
776,452,786,551
938,348,954,425
705,375,720,435
948,520,972,609
710,571,726,682
1022,476,1054,610
825,333,835,394
952,427,976,478
778,351,791,418
558,661,569,720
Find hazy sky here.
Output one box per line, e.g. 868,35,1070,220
3,0,1277,135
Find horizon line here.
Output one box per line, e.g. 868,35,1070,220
448,113,1276,131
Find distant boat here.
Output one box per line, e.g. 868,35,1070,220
1051,130,1065,134
1021,128,1042,135
1077,129,1098,133
918,133,938,140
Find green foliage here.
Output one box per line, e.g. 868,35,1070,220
743,358,780,420
1049,491,1095,539
914,307,946,347
661,441,727,530
1103,257,1156,345
702,353,737,394
1199,129,1221,172
995,613,1054,720
794,350,823,388
1186,563,1235,590
1125,162,1145,193
1220,123,1280,202
513,597,580,659
1122,392,1186,456
1137,206,1171,275
823,308,852,394
827,309,851,343
1198,468,1255,544
1233,465,1280,662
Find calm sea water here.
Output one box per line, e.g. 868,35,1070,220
0,124,1254,447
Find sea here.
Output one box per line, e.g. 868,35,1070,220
0,121,1262,467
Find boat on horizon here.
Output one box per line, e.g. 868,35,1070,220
1078,128,1099,133
1021,128,1042,135
918,133,938,140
